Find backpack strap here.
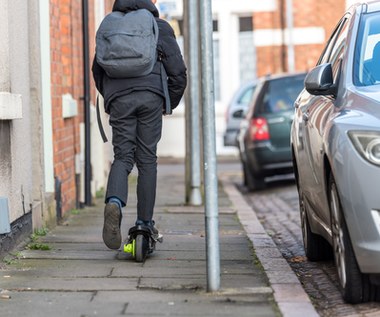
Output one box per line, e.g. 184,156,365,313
96,60,169,144
159,53,172,115
96,95,108,143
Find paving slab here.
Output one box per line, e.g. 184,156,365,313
0,163,283,317
0,291,95,317
2,259,113,277
2,276,139,291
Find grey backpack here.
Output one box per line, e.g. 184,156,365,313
95,8,158,78
95,9,172,143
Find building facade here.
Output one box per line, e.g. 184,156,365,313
0,0,354,258
0,0,113,258
0,0,54,255
156,0,348,157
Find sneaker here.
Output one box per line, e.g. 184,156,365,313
135,220,163,242
102,202,122,249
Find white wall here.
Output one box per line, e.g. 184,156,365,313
39,0,55,194
91,0,114,194
0,0,34,223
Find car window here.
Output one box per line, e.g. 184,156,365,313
316,15,350,85
238,86,255,105
328,18,350,81
317,17,347,65
257,75,305,114
354,12,380,86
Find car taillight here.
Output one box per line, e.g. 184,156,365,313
249,117,270,141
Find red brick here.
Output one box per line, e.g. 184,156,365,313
255,0,346,76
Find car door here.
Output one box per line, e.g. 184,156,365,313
299,16,351,226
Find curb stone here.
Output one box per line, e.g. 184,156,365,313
220,175,319,317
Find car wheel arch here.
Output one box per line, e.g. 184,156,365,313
328,172,373,303
323,154,332,198
291,146,300,189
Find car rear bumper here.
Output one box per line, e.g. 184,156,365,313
223,129,239,147
245,142,293,176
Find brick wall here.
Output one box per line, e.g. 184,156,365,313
254,0,346,76
50,0,96,216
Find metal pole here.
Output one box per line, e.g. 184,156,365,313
82,0,92,205
184,1,191,204
199,0,220,292
286,0,295,72
184,0,202,206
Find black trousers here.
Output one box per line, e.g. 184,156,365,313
105,91,163,222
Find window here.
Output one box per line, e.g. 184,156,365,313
258,75,306,114
328,18,350,81
213,20,219,32
238,85,256,106
239,16,256,83
176,19,218,34
239,17,253,32
354,12,380,86
317,17,349,66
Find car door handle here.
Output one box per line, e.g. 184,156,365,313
302,113,309,122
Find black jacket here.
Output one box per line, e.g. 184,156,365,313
92,0,187,113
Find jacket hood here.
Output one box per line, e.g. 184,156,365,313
113,0,159,17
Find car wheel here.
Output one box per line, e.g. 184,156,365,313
242,161,265,191
298,189,331,261
242,161,248,187
329,174,372,303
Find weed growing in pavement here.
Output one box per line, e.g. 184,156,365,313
26,243,51,251
34,227,48,236
3,257,15,265
71,209,80,215
30,227,49,243
2,252,23,265
96,187,105,199
28,227,51,250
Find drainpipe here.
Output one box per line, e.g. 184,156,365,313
280,0,287,72
82,0,92,206
55,177,62,220
286,0,295,72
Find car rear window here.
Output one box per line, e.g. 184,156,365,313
257,75,305,114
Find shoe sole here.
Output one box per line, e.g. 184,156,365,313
103,204,121,250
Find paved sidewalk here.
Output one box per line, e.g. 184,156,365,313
0,162,317,316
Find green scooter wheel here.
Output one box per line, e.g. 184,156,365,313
124,239,136,257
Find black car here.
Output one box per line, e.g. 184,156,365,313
237,72,306,190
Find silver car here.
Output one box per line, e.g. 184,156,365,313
291,1,380,303
223,81,257,147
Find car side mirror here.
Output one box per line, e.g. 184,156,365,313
232,109,246,119
305,63,337,96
